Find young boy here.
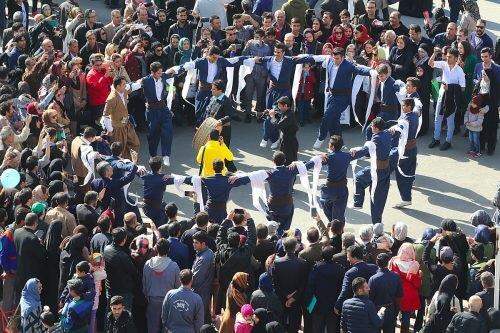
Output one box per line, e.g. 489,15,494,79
60,279,93,332
267,96,299,165
59,261,96,307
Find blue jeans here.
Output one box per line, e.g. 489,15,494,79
296,100,310,124
434,89,455,143
469,130,480,153
146,107,173,157
262,117,280,143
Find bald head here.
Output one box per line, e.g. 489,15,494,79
469,295,482,312
123,212,137,227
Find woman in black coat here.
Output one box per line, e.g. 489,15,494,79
389,35,414,81
58,233,87,295
415,44,433,135
44,220,63,314
422,274,459,333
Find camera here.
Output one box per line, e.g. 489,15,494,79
200,38,209,48
201,17,210,23
234,208,244,215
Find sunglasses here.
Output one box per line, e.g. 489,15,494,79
476,26,485,29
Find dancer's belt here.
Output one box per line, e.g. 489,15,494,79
199,81,212,91
206,200,227,210
147,100,167,108
269,82,291,90
405,139,417,150
268,194,293,205
376,159,389,170
326,88,351,96
326,178,348,188
380,104,399,112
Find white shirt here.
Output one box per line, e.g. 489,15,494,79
433,61,466,88
117,91,127,106
380,80,385,101
153,77,164,101
207,62,217,83
270,58,283,80
327,59,340,89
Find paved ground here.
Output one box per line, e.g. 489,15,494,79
68,0,500,238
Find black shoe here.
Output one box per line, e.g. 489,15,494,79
244,113,252,123
463,130,469,137
487,149,495,156
300,122,305,127
453,128,460,135
440,142,451,151
428,139,440,148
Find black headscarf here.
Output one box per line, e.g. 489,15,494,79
45,220,63,254
49,159,63,174
20,148,33,171
253,308,272,333
199,324,218,333
48,180,64,206
438,274,458,295
66,233,86,257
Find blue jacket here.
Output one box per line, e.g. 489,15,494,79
326,59,372,94
143,72,175,103
323,151,352,182
353,131,392,161
261,56,315,86
368,268,403,307
266,160,313,198
105,155,136,179
141,172,174,201
335,261,378,311
306,260,345,313
469,32,493,57
377,76,403,106
167,237,190,270
194,57,246,84
341,295,383,333
252,0,273,16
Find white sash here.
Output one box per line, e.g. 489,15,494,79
236,170,269,215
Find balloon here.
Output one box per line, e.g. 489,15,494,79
0,169,20,189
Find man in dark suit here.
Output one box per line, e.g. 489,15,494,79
13,212,47,300
271,236,309,333
76,191,100,232
167,221,190,270
334,244,378,315
306,246,345,333
181,212,217,268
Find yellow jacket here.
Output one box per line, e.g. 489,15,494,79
196,140,234,177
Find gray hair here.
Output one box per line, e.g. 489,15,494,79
384,30,396,39
0,126,14,140
342,232,356,249
393,222,408,241
96,161,111,178
359,225,373,242
13,11,23,22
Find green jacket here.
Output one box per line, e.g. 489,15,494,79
281,0,309,30
414,242,435,299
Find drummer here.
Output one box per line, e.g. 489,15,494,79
197,80,236,147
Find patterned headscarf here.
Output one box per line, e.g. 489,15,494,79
230,272,250,308
464,0,481,20
389,242,420,274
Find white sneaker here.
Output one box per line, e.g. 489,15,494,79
313,138,324,149
162,156,170,167
394,201,411,208
259,139,268,148
270,140,280,149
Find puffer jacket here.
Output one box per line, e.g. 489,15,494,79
464,106,489,132
341,295,383,333
106,310,136,333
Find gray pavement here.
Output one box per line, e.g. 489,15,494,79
71,0,500,238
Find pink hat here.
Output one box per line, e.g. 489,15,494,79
241,304,254,317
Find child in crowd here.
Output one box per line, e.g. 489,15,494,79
59,261,96,307
464,94,489,158
295,62,316,127
235,304,255,333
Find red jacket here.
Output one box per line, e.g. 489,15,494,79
86,68,113,107
390,263,422,312
296,70,316,101
124,52,145,81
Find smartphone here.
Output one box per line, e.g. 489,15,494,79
234,208,244,214
201,17,210,23
306,9,315,15
310,207,317,217
144,2,153,7
143,222,151,228
184,191,195,197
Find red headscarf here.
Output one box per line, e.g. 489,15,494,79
469,94,484,114
327,25,348,49
354,24,371,45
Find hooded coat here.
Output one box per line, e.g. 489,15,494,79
142,255,181,299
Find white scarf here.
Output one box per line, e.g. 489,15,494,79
80,144,98,185
172,173,187,193
166,65,181,110
236,58,255,103
191,175,204,212
391,118,417,178
351,70,378,128
351,141,378,202
120,159,138,207
236,170,269,215
295,155,323,210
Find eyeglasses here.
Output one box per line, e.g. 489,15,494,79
476,26,485,29
227,33,236,36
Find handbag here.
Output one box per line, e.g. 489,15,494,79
7,304,21,332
